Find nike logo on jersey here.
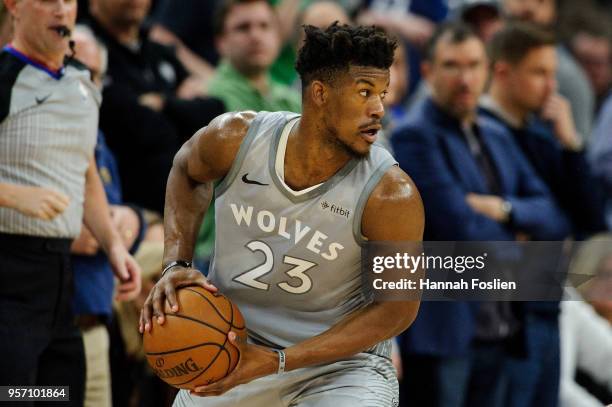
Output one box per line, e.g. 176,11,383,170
35,94,51,105
242,173,269,186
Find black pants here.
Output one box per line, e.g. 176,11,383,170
0,233,85,406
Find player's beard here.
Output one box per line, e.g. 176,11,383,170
324,122,369,160
334,131,369,159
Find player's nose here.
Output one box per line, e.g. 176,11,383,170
369,97,385,120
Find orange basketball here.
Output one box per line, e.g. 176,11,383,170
143,286,247,389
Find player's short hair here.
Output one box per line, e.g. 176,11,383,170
488,22,556,65
295,22,397,87
423,21,479,63
213,0,272,36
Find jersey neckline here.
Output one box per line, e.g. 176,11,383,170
268,114,360,204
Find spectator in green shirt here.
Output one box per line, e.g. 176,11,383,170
208,0,301,113
195,0,301,274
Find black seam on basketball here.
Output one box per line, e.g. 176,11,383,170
229,299,246,330
183,287,247,330
145,342,222,356
173,342,226,386
223,331,242,372
165,313,228,336
183,288,245,329
220,347,232,377
183,288,232,323
220,331,234,379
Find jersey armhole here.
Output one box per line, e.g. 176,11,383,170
214,112,267,197
352,157,398,246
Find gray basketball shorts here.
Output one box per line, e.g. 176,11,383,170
173,353,399,407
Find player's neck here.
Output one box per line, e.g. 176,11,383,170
284,112,352,190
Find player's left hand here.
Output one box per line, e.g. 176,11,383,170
107,241,142,301
190,331,278,397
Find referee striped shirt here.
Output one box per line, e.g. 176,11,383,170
0,47,100,238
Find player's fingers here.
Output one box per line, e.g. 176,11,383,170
197,275,218,293
227,331,243,350
151,286,167,325
190,389,224,398
191,383,228,397
142,293,154,332
165,285,179,313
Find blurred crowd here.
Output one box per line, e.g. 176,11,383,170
1,0,612,406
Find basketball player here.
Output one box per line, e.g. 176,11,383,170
141,23,424,406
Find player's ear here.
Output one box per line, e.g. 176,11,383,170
309,80,328,106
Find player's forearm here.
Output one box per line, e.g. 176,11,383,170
162,149,212,264
283,300,419,372
83,160,122,253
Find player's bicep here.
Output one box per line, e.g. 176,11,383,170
361,166,425,242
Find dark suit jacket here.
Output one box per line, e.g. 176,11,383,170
479,108,607,238
390,98,570,356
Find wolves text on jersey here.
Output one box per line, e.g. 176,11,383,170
229,203,345,261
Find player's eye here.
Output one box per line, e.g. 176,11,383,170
359,90,369,97
381,91,388,100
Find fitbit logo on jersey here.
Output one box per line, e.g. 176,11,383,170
320,201,350,218
230,203,344,261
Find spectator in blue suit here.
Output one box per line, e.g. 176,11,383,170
481,22,606,239
479,22,607,407
391,22,570,407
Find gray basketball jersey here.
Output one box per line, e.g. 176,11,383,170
211,111,396,358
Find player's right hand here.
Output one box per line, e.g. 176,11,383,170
139,266,217,334
13,185,70,220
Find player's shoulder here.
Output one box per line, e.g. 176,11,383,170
205,110,258,143
370,165,421,207
190,111,259,178
362,165,424,240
